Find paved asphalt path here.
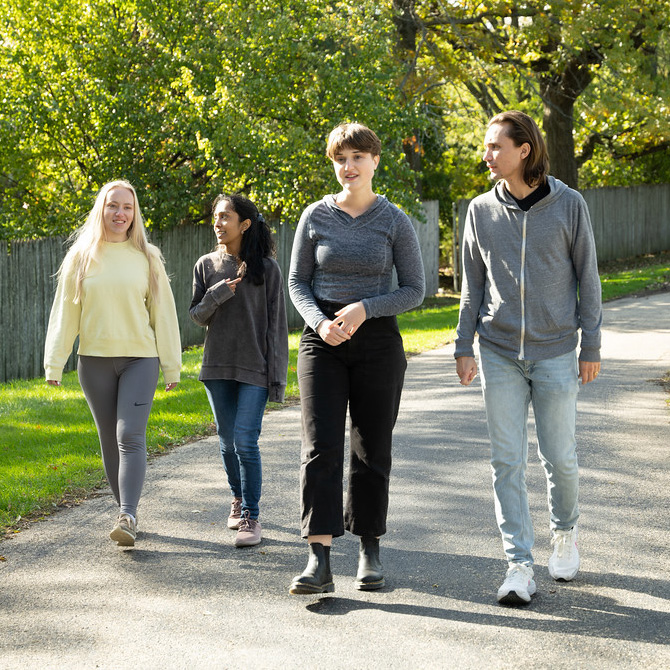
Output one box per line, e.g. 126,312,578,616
1,292,669,669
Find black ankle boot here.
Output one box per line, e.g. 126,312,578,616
355,536,385,591
289,543,335,595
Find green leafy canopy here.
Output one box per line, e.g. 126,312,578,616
0,0,427,239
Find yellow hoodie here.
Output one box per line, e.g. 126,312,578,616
44,240,181,383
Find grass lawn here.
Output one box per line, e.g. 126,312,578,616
1,253,668,535
600,254,670,301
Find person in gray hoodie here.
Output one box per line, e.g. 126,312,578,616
455,111,602,606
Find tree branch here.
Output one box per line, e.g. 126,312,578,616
614,141,670,161
424,8,538,28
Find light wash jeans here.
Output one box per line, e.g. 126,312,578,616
203,380,268,520
479,345,580,566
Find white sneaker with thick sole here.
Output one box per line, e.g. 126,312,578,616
548,526,580,581
497,564,536,606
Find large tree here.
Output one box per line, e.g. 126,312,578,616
392,0,670,189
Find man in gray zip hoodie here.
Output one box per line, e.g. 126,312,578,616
455,111,602,606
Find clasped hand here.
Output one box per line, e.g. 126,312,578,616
316,301,366,346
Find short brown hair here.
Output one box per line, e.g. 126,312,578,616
326,123,382,160
488,111,549,187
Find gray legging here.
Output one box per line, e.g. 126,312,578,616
78,356,159,518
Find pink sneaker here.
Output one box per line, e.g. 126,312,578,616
227,497,242,530
234,510,262,547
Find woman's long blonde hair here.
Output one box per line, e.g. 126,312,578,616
59,180,164,303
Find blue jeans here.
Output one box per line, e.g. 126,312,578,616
479,345,580,566
203,380,268,519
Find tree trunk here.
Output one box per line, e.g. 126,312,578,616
542,93,579,189
393,0,418,51
538,52,600,190
393,0,423,194
402,135,423,197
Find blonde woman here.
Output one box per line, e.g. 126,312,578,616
45,180,181,547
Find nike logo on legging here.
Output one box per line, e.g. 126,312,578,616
134,402,148,406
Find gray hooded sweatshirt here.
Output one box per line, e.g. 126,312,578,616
455,176,602,363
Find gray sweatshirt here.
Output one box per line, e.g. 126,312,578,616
190,252,289,403
455,176,602,362
288,195,426,330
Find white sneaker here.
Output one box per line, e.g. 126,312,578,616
497,564,536,605
109,513,137,547
548,526,580,581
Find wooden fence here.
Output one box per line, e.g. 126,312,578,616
0,201,439,383
452,183,670,291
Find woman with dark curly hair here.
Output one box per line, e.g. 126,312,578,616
190,194,288,548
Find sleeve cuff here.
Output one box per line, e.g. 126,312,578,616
162,369,181,385
578,348,601,363
453,343,475,359
45,367,63,383
268,383,286,403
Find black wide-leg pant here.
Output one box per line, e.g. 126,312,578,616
297,304,407,539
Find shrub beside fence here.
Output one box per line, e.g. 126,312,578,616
452,183,670,291
0,201,439,383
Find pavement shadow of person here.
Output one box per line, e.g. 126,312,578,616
302,549,670,647
304,589,669,646
122,531,227,554
121,523,306,555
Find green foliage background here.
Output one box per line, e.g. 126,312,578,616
396,0,670,231
0,0,426,239
1,0,669,246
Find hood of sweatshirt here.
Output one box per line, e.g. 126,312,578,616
493,175,568,211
